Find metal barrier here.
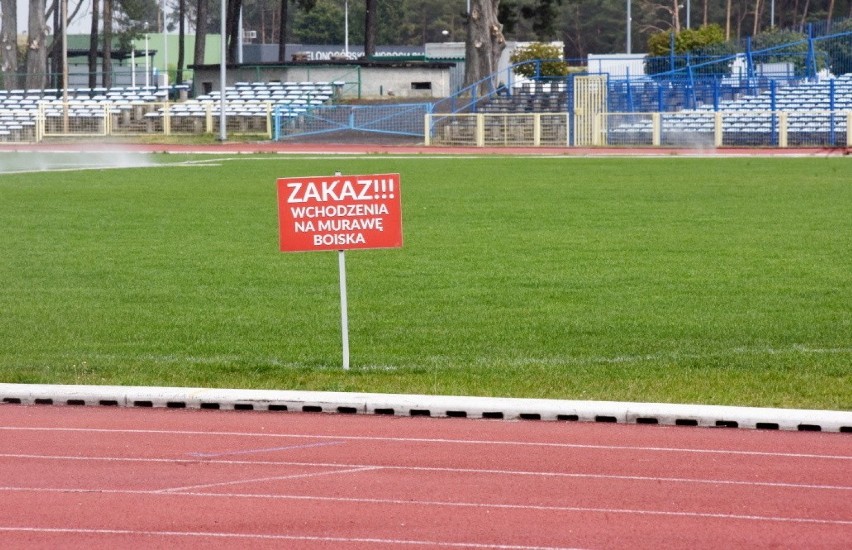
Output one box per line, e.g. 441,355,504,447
426,113,569,147
273,103,430,140
601,110,852,148
425,110,851,148
0,101,275,143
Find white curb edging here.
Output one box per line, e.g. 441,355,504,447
1,383,850,433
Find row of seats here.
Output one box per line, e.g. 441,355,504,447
478,80,568,114
609,73,852,137
144,81,339,122
0,81,338,140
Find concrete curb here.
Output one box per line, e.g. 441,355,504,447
2,383,850,433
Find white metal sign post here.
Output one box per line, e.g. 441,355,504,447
338,246,350,370
277,172,403,370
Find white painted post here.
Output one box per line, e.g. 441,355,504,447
338,249,350,371
847,112,852,147
335,170,350,371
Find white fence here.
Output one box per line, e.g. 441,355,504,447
427,111,852,148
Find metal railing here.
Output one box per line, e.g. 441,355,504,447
0,101,275,143
425,110,852,148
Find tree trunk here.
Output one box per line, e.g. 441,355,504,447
800,0,810,32
226,0,243,63
26,0,48,89
278,0,288,62
753,0,761,36
463,0,505,94
826,0,835,26
177,0,185,83
88,0,100,88
194,0,208,65
102,0,112,88
725,0,732,40
0,0,18,90
364,0,377,59
672,0,680,32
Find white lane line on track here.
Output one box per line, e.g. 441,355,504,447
1,486,850,526
1,426,849,460
156,466,381,493
1,453,850,492
0,527,580,550
187,440,345,457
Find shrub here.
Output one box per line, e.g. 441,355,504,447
509,42,570,78
645,25,736,77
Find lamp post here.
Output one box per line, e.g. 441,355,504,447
344,0,349,56
626,0,632,54
144,32,150,88
61,0,68,134
219,0,227,141
131,41,136,88
686,0,690,29
162,0,168,87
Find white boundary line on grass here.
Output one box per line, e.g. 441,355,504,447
0,383,850,433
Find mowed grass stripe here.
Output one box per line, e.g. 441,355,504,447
0,155,849,409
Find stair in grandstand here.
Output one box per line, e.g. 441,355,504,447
477,80,569,114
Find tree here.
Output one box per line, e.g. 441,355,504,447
364,0,378,58
177,0,186,83
103,0,113,88
0,0,17,90
645,24,735,76
194,0,208,65
292,1,344,44
464,0,506,92
560,0,627,59
751,27,820,76
520,0,562,40
226,0,242,63
26,0,49,89
277,0,316,63
89,0,101,88
822,18,852,74
278,0,288,61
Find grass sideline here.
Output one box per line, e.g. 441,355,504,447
0,153,849,410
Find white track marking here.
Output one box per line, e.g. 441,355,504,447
1,486,849,526
0,453,849,492
1,426,849,460
0,527,581,549
156,466,381,493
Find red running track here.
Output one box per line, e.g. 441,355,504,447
0,404,850,549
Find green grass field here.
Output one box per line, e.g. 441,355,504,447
0,153,849,409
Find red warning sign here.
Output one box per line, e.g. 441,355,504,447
277,173,403,252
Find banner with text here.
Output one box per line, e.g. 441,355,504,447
277,173,403,252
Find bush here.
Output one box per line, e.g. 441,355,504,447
509,42,570,78
645,25,736,77
818,20,852,75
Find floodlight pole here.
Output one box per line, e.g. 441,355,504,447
686,0,691,29
626,0,632,55
61,0,68,134
162,0,169,87
219,0,227,141
344,0,349,56
335,171,351,371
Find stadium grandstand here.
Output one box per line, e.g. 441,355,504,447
1,25,850,149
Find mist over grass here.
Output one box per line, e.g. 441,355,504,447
0,151,156,174
0,154,849,409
